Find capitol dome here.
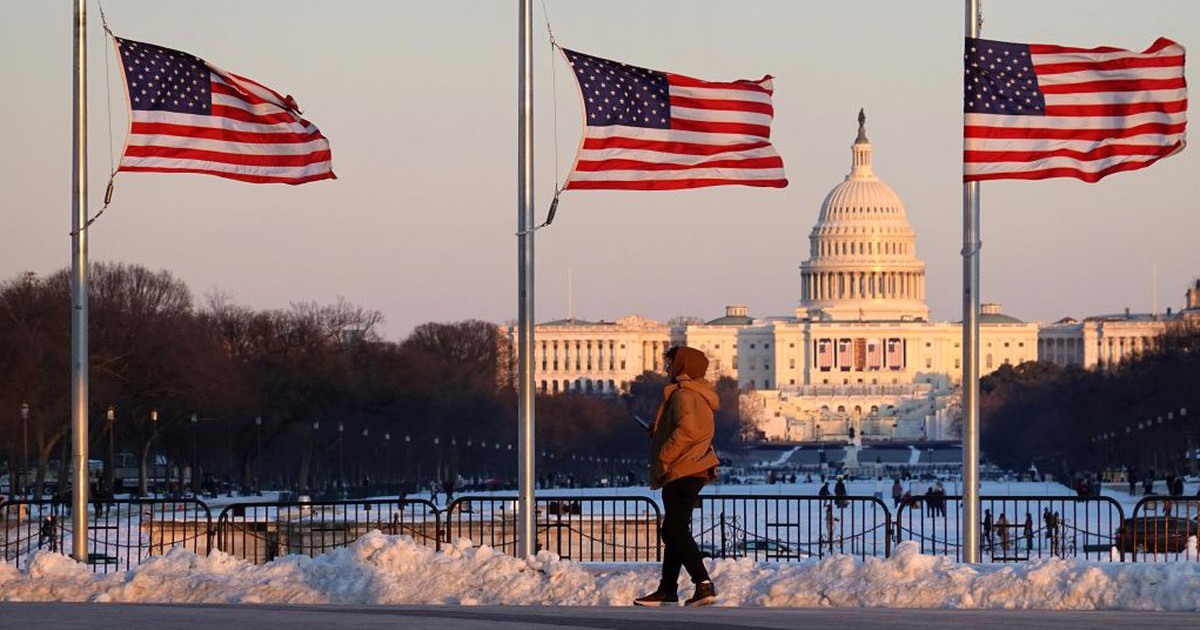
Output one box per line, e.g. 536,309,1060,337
799,111,930,322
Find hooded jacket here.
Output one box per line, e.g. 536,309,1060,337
649,346,720,489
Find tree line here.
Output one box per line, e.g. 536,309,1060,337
980,322,1200,481
0,263,744,498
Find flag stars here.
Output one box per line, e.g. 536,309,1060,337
965,39,1045,115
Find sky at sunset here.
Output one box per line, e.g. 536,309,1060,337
2,1,1197,339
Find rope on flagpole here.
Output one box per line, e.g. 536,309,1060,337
71,0,117,236
515,0,564,236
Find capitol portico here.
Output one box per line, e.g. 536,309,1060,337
507,112,1192,446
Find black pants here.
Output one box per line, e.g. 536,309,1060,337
659,476,710,589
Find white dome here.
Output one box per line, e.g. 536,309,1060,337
819,178,907,222
799,111,929,322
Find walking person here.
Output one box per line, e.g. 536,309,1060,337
982,508,993,553
834,476,849,509
1023,512,1034,554
995,513,1010,556
635,346,720,608
891,478,903,508
37,515,58,552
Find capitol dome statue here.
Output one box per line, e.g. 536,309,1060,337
800,110,930,322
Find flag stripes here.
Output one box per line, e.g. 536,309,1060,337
115,38,334,185
963,37,1186,182
562,48,787,191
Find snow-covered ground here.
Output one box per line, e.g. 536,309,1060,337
3,532,1200,610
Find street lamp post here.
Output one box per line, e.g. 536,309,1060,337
106,405,116,496
190,413,198,495
434,436,441,484
405,434,412,485
147,408,158,497
337,421,345,496
19,403,29,498
362,428,369,488
384,432,391,485
255,415,262,495
311,420,320,492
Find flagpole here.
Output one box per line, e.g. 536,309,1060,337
961,0,982,564
71,0,91,563
516,0,537,559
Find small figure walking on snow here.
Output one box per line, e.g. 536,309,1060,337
37,514,58,552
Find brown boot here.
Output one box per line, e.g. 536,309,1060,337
633,584,679,607
684,581,717,607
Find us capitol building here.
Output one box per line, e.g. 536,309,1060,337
508,112,1198,444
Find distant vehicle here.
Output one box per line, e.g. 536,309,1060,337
1115,516,1199,554
699,538,800,560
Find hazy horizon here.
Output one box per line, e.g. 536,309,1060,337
3,1,1196,341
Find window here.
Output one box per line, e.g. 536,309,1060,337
954,358,960,369
986,353,994,369
765,343,770,349
620,360,626,370
764,363,770,370
925,358,932,368
789,379,796,385
789,342,795,348
715,344,721,350
789,359,796,369
750,343,756,349
764,379,771,389
1004,342,1010,348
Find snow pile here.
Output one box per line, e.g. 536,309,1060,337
2,534,1200,610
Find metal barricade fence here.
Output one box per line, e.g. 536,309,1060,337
895,494,1125,562
443,495,662,562
1127,496,1200,562
693,494,892,561
214,498,441,564
8,493,1187,569
0,498,212,573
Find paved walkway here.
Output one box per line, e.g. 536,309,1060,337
1,604,1198,630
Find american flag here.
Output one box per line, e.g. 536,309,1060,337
865,339,883,370
964,37,1186,182
836,339,853,370
817,339,834,370
561,49,787,190
115,38,334,185
885,338,904,370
